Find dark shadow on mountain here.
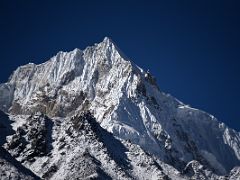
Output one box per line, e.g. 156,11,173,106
88,152,112,180
25,113,54,157
0,110,14,146
0,110,41,179
0,147,41,179
45,116,54,153
96,168,112,180
79,112,132,175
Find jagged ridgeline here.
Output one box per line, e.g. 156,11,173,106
0,37,240,179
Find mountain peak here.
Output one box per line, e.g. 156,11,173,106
103,36,113,43
1,38,240,179
98,37,132,64
100,36,117,49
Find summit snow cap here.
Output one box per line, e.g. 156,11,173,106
102,36,114,44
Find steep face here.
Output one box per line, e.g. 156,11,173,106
5,37,132,118
1,37,240,177
4,112,171,180
0,111,40,179
7,48,85,115
0,83,14,111
0,147,40,180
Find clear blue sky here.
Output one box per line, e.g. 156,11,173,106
1,0,240,130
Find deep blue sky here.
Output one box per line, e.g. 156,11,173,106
1,0,240,131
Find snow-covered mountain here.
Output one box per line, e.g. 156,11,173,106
0,37,240,179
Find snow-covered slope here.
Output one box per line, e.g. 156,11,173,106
0,37,240,179
0,111,40,180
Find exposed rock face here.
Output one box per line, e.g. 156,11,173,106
0,37,240,179
5,113,53,163
0,111,40,179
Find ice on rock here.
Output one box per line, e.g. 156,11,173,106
0,37,240,179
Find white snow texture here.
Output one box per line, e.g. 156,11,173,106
0,37,240,180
